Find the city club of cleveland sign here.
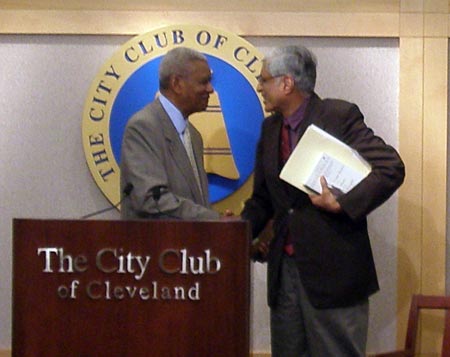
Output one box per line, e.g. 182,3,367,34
82,24,264,210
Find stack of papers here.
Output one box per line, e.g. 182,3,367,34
279,124,371,195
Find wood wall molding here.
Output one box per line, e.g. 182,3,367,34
0,10,400,37
0,0,402,13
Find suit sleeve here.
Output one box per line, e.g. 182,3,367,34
333,103,405,221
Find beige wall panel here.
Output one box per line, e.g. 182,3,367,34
400,13,424,37
447,13,450,35
0,0,400,13
240,12,399,37
421,37,448,353
424,0,447,12
401,0,424,12
424,13,448,36
422,38,447,295
0,10,400,37
398,36,424,347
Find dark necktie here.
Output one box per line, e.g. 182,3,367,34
280,122,294,256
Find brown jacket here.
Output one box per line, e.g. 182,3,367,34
242,93,405,309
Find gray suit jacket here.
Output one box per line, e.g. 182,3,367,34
120,99,219,220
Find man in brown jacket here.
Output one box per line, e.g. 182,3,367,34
241,45,405,356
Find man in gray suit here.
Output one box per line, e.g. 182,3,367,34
241,45,405,356
120,47,220,220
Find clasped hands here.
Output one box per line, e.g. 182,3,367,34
222,176,342,258
252,176,342,258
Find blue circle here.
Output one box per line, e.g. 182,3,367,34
110,54,264,203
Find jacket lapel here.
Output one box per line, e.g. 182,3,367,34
156,101,204,204
266,114,283,176
264,114,296,203
298,93,325,138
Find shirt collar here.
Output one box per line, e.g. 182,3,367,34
158,93,187,135
284,96,310,130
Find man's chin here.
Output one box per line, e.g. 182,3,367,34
200,100,209,111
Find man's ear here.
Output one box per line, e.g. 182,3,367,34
282,75,295,94
170,74,184,95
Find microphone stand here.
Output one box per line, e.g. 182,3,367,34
81,183,133,219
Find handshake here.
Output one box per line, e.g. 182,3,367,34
218,211,271,260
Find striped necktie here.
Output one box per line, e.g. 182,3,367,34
182,127,203,198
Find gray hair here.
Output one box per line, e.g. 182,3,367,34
265,45,317,93
159,47,208,90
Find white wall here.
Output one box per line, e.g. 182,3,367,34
0,35,399,354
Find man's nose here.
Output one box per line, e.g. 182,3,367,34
207,82,214,93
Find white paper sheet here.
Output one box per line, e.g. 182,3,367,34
279,124,371,194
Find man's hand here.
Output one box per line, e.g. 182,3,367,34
308,176,342,213
223,209,234,216
220,209,239,220
251,238,270,260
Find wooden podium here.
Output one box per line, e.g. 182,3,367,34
12,219,250,357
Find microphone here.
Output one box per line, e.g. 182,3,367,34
151,185,168,202
81,183,134,219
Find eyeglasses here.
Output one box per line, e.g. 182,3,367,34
256,74,284,85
